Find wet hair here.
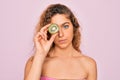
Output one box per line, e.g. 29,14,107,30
34,4,81,53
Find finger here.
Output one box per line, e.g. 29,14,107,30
39,31,46,40
49,33,58,44
40,24,51,41
43,32,47,41
34,32,41,41
40,24,51,32
35,32,44,41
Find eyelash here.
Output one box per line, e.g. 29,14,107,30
63,25,69,29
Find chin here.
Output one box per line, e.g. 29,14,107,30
56,43,71,49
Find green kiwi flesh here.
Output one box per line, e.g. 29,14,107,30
48,24,59,34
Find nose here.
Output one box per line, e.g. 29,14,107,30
58,28,64,37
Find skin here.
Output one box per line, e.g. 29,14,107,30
24,14,97,80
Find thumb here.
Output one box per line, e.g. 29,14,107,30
49,33,58,44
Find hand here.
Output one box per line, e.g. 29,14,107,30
34,24,58,56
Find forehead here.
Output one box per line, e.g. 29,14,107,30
51,14,71,25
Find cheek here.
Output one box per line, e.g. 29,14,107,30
66,31,73,36
69,26,74,35
65,28,74,39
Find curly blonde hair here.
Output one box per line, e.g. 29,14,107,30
34,4,81,53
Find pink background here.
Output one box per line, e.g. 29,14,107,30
0,0,120,80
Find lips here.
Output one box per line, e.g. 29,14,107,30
58,39,67,43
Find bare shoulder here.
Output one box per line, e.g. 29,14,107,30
79,54,97,79
79,54,97,69
81,54,96,63
24,56,34,78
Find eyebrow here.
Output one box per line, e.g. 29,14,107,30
61,22,70,26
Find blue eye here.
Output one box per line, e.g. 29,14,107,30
64,25,69,29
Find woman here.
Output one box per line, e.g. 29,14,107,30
24,4,97,80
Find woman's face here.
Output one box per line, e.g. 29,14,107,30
51,14,74,49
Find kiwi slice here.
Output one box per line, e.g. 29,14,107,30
48,24,59,34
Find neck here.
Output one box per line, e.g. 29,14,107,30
49,44,78,58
